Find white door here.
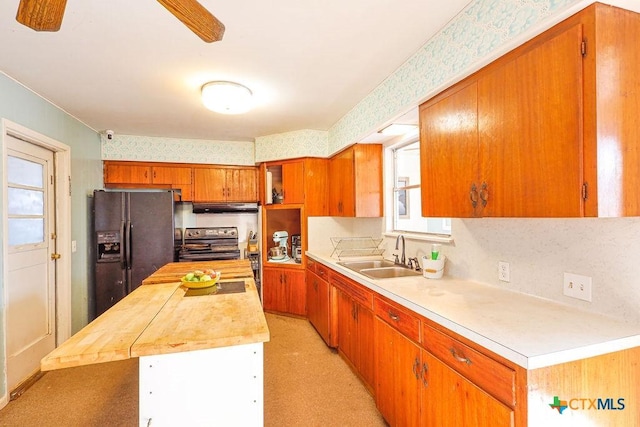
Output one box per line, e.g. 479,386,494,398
6,134,56,392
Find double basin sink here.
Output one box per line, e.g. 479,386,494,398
337,259,422,280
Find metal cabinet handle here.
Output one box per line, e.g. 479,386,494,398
421,362,429,387
412,357,420,379
479,182,488,207
450,347,472,365
388,311,399,322
469,183,478,208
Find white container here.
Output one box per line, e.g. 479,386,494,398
422,255,445,279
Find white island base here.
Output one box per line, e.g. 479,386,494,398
139,342,264,426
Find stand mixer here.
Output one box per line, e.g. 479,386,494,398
269,231,290,262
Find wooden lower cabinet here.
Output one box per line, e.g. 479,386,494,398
421,351,514,427
306,268,337,347
374,317,421,426
337,290,375,391
262,267,306,316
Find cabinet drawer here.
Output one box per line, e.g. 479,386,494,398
330,272,373,310
422,323,516,407
315,264,329,281
307,259,317,274
373,296,420,343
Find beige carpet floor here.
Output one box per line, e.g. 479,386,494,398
0,313,385,426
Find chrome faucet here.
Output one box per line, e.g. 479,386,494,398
394,234,406,266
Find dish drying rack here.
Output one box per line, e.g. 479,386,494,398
330,237,384,260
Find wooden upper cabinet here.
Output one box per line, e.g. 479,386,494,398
420,83,480,218
420,4,640,218
226,168,258,202
262,158,328,215
329,144,382,217
104,162,152,185
103,161,192,201
478,24,584,217
193,167,227,202
281,161,305,204
193,166,257,203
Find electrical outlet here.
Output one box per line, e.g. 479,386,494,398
498,261,510,282
71,240,77,253
563,272,592,302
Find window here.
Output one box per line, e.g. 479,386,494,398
390,140,451,236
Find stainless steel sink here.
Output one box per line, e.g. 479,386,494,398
359,267,422,279
337,259,396,270
337,259,421,279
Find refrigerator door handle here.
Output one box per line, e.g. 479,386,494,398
125,220,132,270
119,220,126,270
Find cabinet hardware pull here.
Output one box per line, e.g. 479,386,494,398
388,312,399,322
479,182,488,207
421,362,429,387
450,348,472,365
412,357,420,379
469,183,478,208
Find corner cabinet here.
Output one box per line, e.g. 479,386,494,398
260,158,328,216
420,4,640,218
262,267,306,316
328,144,383,217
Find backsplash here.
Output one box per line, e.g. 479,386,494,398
378,217,640,325
102,134,255,165
308,216,640,325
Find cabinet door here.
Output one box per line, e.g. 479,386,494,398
151,166,191,184
374,317,421,426
282,162,305,204
262,268,287,313
420,83,479,217
193,168,227,202
284,269,306,316
353,144,383,217
328,149,354,216
478,25,584,217
104,162,152,185
355,303,375,390
152,166,193,201
227,168,258,202
421,351,514,427
337,291,356,363
307,268,331,343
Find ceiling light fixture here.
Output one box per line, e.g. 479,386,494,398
201,81,254,114
378,123,418,136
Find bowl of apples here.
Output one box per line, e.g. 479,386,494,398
180,269,221,289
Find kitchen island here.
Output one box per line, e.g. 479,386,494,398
41,260,270,426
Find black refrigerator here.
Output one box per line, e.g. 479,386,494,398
93,190,175,316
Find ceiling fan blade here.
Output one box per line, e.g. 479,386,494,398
156,0,225,43
16,0,67,32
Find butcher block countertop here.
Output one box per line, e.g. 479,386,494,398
41,260,269,371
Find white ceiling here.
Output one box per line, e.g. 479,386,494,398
0,0,474,142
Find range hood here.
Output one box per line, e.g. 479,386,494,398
192,202,259,214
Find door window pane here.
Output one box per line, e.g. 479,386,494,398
8,156,43,188
8,218,44,246
8,188,44,215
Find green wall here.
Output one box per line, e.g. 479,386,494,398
0,73,102,337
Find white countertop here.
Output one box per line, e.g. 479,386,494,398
307,252,640,369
